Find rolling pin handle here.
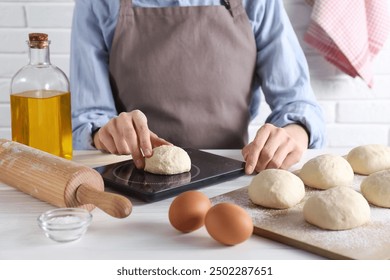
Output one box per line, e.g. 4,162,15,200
76,184,132,218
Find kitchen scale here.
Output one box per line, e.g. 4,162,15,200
94,148,245,202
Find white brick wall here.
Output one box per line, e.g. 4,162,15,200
250,0,390,149
0,0,389,149
0,0,73,140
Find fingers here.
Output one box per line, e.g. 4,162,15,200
95,112,137,155
94,127,119,154
150,131,172,147
242,124,271,174
94,110,166,169
242,123,306,174
255,127,290,170
265,141,299,170
128,111,151,169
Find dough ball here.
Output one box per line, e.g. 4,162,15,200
299,154,354,190
361,170,390,208
248,169,305,209
144,145,191,175
303,186,370,230
347,144,390,175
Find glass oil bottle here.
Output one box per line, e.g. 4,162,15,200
10,33,72,159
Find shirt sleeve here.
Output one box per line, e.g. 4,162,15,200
70,0,118,150
246,0,326,148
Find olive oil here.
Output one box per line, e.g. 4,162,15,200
10,33,73,159
11,90,72,159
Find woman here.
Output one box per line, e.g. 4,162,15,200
70,0,326,174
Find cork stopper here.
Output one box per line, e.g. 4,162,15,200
28,33,49,49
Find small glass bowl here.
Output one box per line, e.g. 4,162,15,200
38,208,93,242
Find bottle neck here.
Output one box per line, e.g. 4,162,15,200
28,41,51,66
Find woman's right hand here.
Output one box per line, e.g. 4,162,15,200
93,110,171,169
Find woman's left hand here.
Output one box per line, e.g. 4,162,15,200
242,123,309,174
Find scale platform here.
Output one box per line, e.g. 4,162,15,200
94,148,245,202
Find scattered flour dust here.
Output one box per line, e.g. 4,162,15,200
211,174,390,259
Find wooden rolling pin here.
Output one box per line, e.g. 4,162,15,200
0,139,132,218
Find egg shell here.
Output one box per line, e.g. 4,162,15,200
168,191,211,233
205,202,253,246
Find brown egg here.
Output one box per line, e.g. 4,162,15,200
168,190,211,233
205,202,253,246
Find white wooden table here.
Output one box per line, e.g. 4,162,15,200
0,148,349,260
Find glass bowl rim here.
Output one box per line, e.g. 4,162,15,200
37,207,93,230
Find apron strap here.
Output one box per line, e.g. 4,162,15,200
120,0,133,16
221,0,246,18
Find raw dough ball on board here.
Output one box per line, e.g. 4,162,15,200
248,169,305,209
303,186,370,230
298,154,354,190
361,170,390,208
347,144,390,175
144,145,191,175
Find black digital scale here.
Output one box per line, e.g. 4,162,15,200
94,148,245,202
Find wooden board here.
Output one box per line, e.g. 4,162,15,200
211,174,390,260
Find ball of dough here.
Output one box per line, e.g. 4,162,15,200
361,170,390,208
298,154,354,190
347,144,390,175
248,169,305,209
144,145,191,175
303,186,370,230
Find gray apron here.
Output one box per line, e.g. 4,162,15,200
109,0,256,148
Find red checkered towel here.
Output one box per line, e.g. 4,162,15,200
304,0,390,87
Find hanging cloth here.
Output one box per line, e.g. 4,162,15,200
304,0,390,87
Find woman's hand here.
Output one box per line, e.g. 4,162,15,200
242,123,309,174
93,110,171,169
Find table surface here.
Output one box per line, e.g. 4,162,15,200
0,148,350,260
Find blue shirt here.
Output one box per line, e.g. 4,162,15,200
70,0,326,150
